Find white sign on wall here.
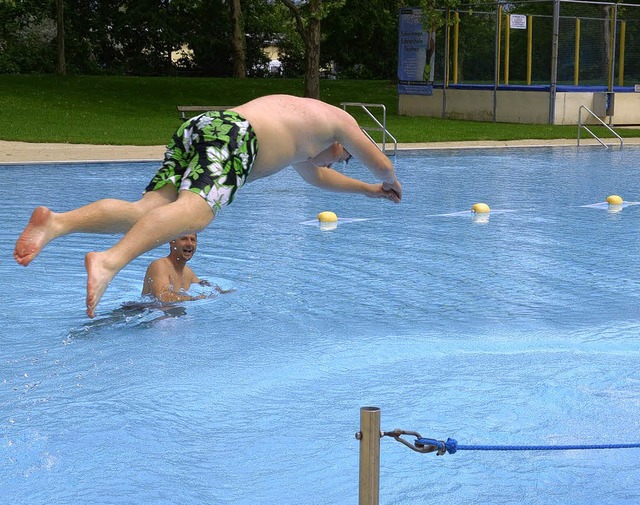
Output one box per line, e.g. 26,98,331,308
510,14,527,29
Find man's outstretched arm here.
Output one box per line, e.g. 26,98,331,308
332,110,402,200
293,162,401,203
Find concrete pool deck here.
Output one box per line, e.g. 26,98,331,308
2,137,640,163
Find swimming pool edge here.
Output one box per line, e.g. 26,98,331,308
1,138,640,164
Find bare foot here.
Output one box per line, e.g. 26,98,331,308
14,207,57,266
85,252,117,318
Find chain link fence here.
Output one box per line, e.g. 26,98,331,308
438,1,640,88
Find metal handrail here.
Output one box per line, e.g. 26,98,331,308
341,102,398,156
577,105,623,149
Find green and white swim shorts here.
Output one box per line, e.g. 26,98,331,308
145,110,259,211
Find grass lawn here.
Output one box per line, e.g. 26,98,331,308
1,75,637,145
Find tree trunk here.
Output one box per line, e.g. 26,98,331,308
55,0,66,75
304,0,321,98
230,0,246,78
279,0,324,98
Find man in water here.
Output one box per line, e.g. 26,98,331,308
142,233,228,302
14,94,402,317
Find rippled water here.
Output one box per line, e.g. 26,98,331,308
2,146,640,504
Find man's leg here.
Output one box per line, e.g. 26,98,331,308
14,186,177,266
85,190,214,318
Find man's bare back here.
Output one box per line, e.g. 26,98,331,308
233,95,397,185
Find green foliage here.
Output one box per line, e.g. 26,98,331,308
418,0,461,31
0,0,292,77
0,0,55,73
1,75,638,145
453,10,496,83
322,0,404,79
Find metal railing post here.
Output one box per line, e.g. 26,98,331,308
577,105,623,148
357,406,381,505
340,103,398,156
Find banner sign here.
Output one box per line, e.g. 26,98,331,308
398,8,434,96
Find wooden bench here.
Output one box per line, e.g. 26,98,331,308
176,105,235,121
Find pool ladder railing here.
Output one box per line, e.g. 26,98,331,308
577,105,623,149
341,102,398,156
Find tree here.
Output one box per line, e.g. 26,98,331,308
230,0,246,77
55,0,65,75
279,0,344,98
418,0,461,33
322,0,404,79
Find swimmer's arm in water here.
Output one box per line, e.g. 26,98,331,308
150,284,234,302
152,288,206,303
198,278,236,294
214,285,236,294
293,162,401,203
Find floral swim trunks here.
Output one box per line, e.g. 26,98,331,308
145,110,259,211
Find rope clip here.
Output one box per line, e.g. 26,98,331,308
383,429,447,455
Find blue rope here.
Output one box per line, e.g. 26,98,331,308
416,438,640,455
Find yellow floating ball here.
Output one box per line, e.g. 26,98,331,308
606,195,623,205
317,211,338,223
471,202,490,214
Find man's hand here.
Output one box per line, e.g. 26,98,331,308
382,180,402,201
215,286,236,295
366,182,401,203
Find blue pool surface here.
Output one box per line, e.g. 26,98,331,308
2,146,640,504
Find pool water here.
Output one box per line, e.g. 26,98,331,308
2,146,640,504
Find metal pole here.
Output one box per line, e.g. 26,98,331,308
442,10,451,118
453,11,459,84
493,4,500,122
357,406,381,505
527,15,533,85
504,14,510,85
574,18,580,85
608,4,618,125
549,0,560,125
496,4,502,85
609,4,617,92
618,20,626,86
